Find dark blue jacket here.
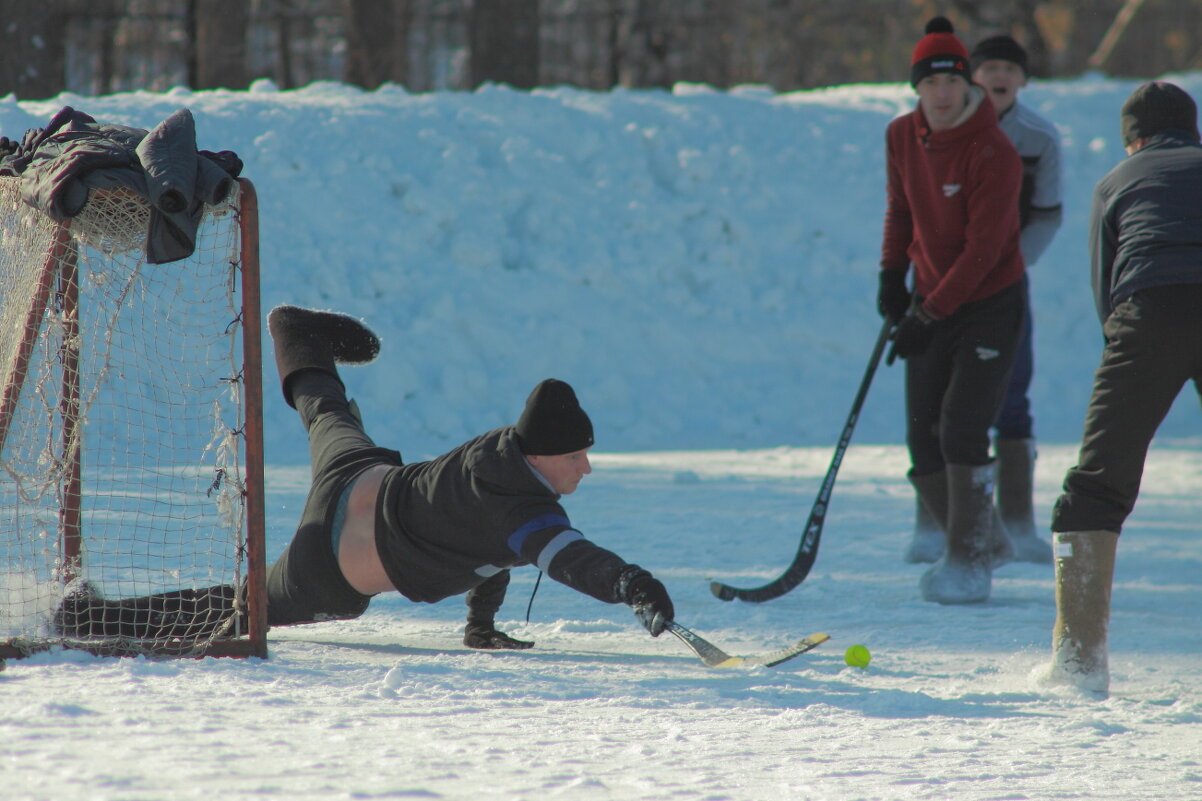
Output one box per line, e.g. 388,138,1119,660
375,425,631,606
1090,129,1202,323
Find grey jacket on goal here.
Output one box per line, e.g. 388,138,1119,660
0,105,240,264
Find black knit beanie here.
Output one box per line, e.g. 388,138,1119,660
516,379,594,456
971,34,1028,75
910,17,971,87
1120,81,1200,146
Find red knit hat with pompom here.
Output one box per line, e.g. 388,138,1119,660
910,17,970,87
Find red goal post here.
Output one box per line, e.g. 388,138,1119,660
0,177,266,659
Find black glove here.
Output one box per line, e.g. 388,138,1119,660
887,306,938,364
616,565,674,637
464,623,535,650
877,270,911,322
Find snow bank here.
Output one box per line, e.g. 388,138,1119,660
6,73,1199,465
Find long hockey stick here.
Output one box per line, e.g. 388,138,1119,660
711,318,893,603
665,621,829,668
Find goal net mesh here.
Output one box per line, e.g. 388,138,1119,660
0,176,261,656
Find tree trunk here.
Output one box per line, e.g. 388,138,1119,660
343,0,411,89
614,0,672,89
0,1,68,100
469,0,540,89
191,0,250,90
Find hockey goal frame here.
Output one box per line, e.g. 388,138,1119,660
0,177,267,660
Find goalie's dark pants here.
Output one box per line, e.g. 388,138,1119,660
1052,284,1202,534
264,369,401,626
56,370,399,639
906,282,1024,477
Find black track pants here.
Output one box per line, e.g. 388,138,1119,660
906,282,1024,476
1052,284,1202,533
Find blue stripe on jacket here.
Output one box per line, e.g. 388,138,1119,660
507,513,572,556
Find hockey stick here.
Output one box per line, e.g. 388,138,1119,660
666,621,829,668
711,317,893,603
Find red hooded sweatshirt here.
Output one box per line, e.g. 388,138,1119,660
880,87,1024,319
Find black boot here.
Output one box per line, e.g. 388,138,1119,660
266,305,380,407
53,583,243,641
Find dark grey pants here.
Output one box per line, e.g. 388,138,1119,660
265,369,402,626
54,369,401,639
906,282,1024,476
1052,284,1202,533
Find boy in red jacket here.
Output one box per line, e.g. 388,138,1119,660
876,17,1025,604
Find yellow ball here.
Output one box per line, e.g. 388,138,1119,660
844,644,871,668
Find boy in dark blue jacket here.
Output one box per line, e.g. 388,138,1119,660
1046,82,1202,695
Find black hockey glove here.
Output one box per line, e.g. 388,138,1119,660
616,565,674,637
887,306,938,364
877,269,911,323
464,623,535,650
462,571,531,649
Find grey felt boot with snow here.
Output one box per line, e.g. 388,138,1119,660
919,463,997,604
995,438,1052,564
907,466,1013,569
905,471,946,564
1044,529,1119,696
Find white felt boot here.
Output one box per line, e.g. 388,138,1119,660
1044,530,1118,696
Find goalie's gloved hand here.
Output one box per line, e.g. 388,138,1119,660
887,306,939,365
877,269,911,323
463,623,534,650
616,565,674,637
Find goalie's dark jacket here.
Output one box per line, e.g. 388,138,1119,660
375,425,628,606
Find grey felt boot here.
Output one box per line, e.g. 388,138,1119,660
908,467,1012,568
905,471,946,564
266,305,380,407
995,438,1052,564
919,463,996,604
1044,530,1119,696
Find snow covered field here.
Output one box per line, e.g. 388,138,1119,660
2,72,1201,800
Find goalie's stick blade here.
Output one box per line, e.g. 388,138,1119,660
665,621,829,669
742,632,830,667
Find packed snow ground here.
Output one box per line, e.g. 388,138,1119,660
2,73,1201,800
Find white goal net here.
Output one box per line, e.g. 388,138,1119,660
0,176,266,658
